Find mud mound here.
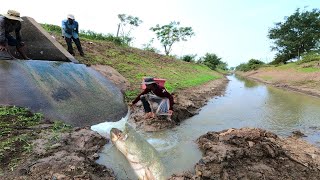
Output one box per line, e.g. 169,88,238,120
193,128,320,179
129,107,175,132
4,127,115,180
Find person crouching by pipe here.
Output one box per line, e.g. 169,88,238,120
130,77,174,120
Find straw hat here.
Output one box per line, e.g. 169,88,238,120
67,14,75,20
3,10,23,21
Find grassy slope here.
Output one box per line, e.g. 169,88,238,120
45,28,223,100
258,61,320,79
266,61,320,73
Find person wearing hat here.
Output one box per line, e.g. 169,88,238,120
0,10,30,59
131,77,174,120
61,14,84,56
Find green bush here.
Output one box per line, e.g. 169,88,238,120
236,59,265,72
181,54,196,62
296,52,320,65
41,24,61,34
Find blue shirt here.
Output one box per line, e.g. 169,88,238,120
61,19,79,39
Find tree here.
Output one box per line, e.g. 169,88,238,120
268,8,320,64
202,53,223,70
117,14,143,45
150,21,195,55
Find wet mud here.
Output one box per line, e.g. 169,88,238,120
2,125,116,180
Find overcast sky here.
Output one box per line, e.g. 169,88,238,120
3,0,320,67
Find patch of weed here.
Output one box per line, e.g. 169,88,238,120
52,121,72,133
0,106,43,170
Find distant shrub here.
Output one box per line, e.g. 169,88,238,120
42,24,61,34
296,52,320,65
181,54,196,62
142,39,160,53
236,59,265,72
80,30,125,45
236,63,250,71
143,46,160,53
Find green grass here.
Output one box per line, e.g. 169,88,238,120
298,67,320,73
262,61,320,73
0,106,72,172
0,106,43,170
274,62,296,70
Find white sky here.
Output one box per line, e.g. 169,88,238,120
2,0,320,67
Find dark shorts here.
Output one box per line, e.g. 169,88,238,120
6,34,22,47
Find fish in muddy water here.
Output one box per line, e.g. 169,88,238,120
110,123,167,180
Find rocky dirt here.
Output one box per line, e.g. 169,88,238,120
1,123,115,180
237,63,320,98
128,77,229,132
169,128,320,180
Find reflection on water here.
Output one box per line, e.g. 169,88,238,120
93,74,320,179
235,74,260,88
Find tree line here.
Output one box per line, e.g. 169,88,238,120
236,8,320,71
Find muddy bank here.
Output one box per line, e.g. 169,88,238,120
169,128,320,180
236,67,320,98
129,77,229,132
1,122,115,180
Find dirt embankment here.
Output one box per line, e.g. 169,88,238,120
129,77,229,132
169,128,320,180
236,64,320,98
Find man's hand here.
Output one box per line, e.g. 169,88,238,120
168,110,173,116
0,45,7,51
19,42,25,47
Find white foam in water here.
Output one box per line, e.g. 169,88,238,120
91,110,129,137
146,134,178,151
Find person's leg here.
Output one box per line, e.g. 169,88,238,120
140,95,152,113
65,37,74,55
72,37,84,56
140,95,156,119
5,34,18,59
16,42,30,60
144,94,164,119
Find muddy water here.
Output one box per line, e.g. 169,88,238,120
92,74,320,179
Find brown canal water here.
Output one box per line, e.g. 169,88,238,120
91,74,320,179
